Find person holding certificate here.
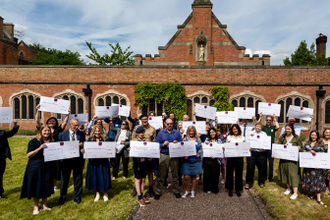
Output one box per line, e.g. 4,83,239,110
219,124,229,184
181,126,203,199
58,119,85,205
277,124,303,200
35,104,70,191
111,121,132,180
104,116,123,141
85,125,112,202
87,115,106,134
245,122,267,189
0,120,19,199
322,128,330,196
131,126,150,207
20,125,54,215
203,128,221,194
224,124,248,197
178,122,185,138
154,117,183,200
128,113,142,131
239,118,255,138
279,116,313,137
301,130,327,207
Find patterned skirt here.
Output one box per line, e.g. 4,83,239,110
323,169,330,181
301,168,326,193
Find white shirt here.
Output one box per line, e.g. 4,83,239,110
248,130,267,152
240,124,255,137
226,135,246,143
118,130,127,142
69,129,77,141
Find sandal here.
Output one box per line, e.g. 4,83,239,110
245,184,250,189
317,200,327,207
308,195,314,200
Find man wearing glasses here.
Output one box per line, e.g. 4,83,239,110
279,116,313,137
154,118,182,200
132,114,156,197
258,113,279,182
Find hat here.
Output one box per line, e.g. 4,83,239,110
135,126,145,133
139,114,148,120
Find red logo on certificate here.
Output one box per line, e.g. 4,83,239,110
75,114,77,117
210,143,213,147
149,117,152,120
312,153,316,156
301,107,303,110
204,106,207,109
243,108,246,110
257,135,260,139
268,103,271,106
181,142,184,145
107,106,109,109
235,143,238,146
99,142,102,146
193,121,196,124
60,142,64,146
120,105,122,107
144,142,147,145
225,111,228,114
54,98,58,102
284,145,287,149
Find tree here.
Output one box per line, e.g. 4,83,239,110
86,41,134,65
29,43,85,65
211,86,233,111
283,40,328,66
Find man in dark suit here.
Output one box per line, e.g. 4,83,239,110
0,120,19,199
58,118,85,205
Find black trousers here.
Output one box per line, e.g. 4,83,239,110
225,157,243,192
246,151,267,186
0,158,6,194
203,158,220,193
266,149,274,179
60,159,83,202
112,151,129,178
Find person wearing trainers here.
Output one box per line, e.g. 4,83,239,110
301,130,327,207
84,125,112,202
277,124,303,200
154,117,183,200
0,120,19,199
181,126,203,199
132,126,150,207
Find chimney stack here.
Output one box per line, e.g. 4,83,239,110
316,33,327,57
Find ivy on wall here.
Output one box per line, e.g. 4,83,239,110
211,86,233,111
134,83,187,120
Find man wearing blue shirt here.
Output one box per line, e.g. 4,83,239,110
154,118,182,200
279,117,313,137
104,116,123,141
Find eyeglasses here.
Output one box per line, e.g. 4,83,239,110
121,123,126,125
166,123,173,125
266,120,272,121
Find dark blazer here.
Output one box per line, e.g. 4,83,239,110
0,126,19,160
111,124,132,158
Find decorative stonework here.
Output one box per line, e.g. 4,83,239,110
196,31,208,62
192,0,213,8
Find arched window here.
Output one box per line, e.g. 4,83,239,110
187,92,213,121
53,90,85,120
11,90,40,120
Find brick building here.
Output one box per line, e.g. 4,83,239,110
0,0,330,138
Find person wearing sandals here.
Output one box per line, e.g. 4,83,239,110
20,125,54,215
245,122,267,189
84,125,112,202
181,126,203,198
301,130,327,207
322,128,330,196
219,124,229,184
131,126,150,206
277,124,303,200
203,128,221,194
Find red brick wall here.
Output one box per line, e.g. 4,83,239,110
4,45,18,65
18,44,35,63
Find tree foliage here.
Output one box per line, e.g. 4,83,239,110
29,43,85,65
134,83,187,120
283,40,328,66
211,86,233,111
86,41,134,65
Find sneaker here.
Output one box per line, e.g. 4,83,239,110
138,199,146,207
54,186,58,191
143,197,150,204
103,194,109,202
284,189,291,195
94,194,100,202
290,193,298,200
182,191,189,198
191,191,195,198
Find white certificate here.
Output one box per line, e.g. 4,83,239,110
83,142,116,159
43,141,80,162
148,116,163,130
116,140,126,154
129,141,160,158
0,107,13,123
272,144,298,161
195,104,217,120
216,111,238,124
234,107,255,119
182,121,206,134
246,134,271,150
223,142,251,157
39,96,70,114
202,143,224,158
286,105,313,122
169,141,196,158
67,113,88,126
258,102,281,117
95,106,119,119
299,152,330,169
112,104,131,117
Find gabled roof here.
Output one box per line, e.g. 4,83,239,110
18,40,38,55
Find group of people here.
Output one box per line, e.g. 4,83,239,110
1,106,330,215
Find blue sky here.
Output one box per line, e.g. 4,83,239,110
1,0,330,65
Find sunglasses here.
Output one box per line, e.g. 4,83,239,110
166,123,173,125
121,123,127,125
266,120,272,121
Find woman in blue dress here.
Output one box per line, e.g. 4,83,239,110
85,125,112,202
181,126,203,199
20,125,54,215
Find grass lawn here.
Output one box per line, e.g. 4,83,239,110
0,138,138,220
250,158,330,220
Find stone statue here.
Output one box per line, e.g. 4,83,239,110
198,44,204,61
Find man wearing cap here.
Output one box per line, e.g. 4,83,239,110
132,114,156,197
154,117,183,200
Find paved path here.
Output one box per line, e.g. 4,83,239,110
130,174,272,220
